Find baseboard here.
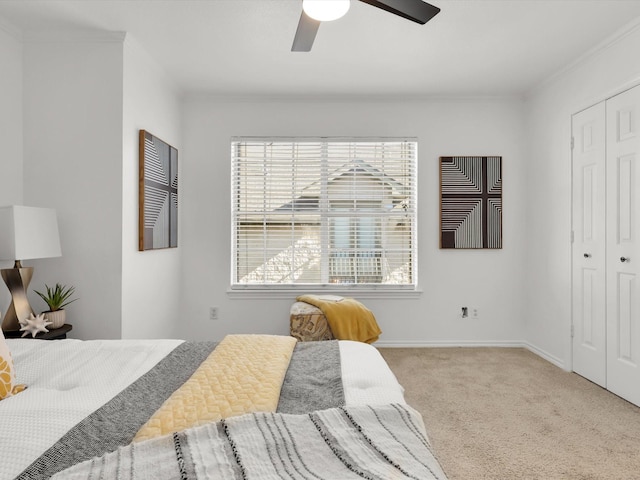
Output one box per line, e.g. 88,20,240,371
374,340,526,348
523,343,566,370
375,340,567,371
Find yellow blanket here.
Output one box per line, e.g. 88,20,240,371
134,334,297,442
296,294,381,344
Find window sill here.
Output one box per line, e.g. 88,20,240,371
226,286,423,300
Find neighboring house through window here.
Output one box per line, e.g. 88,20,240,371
231,138,417,290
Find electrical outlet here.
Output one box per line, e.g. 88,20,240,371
209,307,219,321
471,307,479,319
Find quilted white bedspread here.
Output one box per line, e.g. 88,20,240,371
0,338,182,480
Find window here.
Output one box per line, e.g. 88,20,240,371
231,138,417,289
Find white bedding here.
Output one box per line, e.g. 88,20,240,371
1,339,182,480
339,340,406,405
0,338,405,480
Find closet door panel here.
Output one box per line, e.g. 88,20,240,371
572,102,607,387
617,273,634,361
606,84,640,407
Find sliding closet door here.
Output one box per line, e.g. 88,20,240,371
572,102,607,387
606,84,640,406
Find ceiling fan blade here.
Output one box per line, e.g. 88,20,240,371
359,0,440,24
292,11,321,52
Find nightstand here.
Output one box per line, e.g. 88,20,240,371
3,324,72,340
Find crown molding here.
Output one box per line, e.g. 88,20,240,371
527,16,640,97
22,30,126,44
185,92,521,104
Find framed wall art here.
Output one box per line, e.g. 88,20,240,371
440,156,502,249
139,130,178,251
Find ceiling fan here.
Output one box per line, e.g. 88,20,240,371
292,0,441,52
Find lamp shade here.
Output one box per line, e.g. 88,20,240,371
0,206,62,261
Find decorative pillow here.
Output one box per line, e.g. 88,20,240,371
0,329,26,400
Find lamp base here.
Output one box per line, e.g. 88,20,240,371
1,266,35,332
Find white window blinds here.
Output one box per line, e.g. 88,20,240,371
231,138,417,288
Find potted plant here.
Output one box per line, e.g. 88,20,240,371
34,283,78,329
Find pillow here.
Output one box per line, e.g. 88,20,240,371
0,329,26,400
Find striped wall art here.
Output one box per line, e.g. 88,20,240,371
139,130,178,251
440,156,502,249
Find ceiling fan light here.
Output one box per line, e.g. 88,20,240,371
302,0,350,22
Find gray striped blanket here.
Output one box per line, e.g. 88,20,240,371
52,403,447,480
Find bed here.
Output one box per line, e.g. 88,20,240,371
0,334,447,480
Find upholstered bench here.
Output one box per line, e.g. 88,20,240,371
289,301,335,341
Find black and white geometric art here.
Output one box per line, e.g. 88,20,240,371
440,156,502,249
139,130,178,251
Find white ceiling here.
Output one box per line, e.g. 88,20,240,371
1,0,640,97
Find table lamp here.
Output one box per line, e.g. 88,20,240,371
0,206,61,332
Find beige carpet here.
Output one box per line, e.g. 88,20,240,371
378,347,640,480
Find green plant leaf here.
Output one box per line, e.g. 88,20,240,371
34,283,78,311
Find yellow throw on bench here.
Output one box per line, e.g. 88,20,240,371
296,294,382,344
134,334,297,442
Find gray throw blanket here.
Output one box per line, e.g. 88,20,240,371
278,340,344,413
17,340,344,479
52,403,447,480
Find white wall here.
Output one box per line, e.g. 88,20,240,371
121,36,182,339
22,33,125,339
0,22,23,313
12,18,637,352
0,24,22,210
180,97,527,344
16,32,183,340
524,20,640,368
